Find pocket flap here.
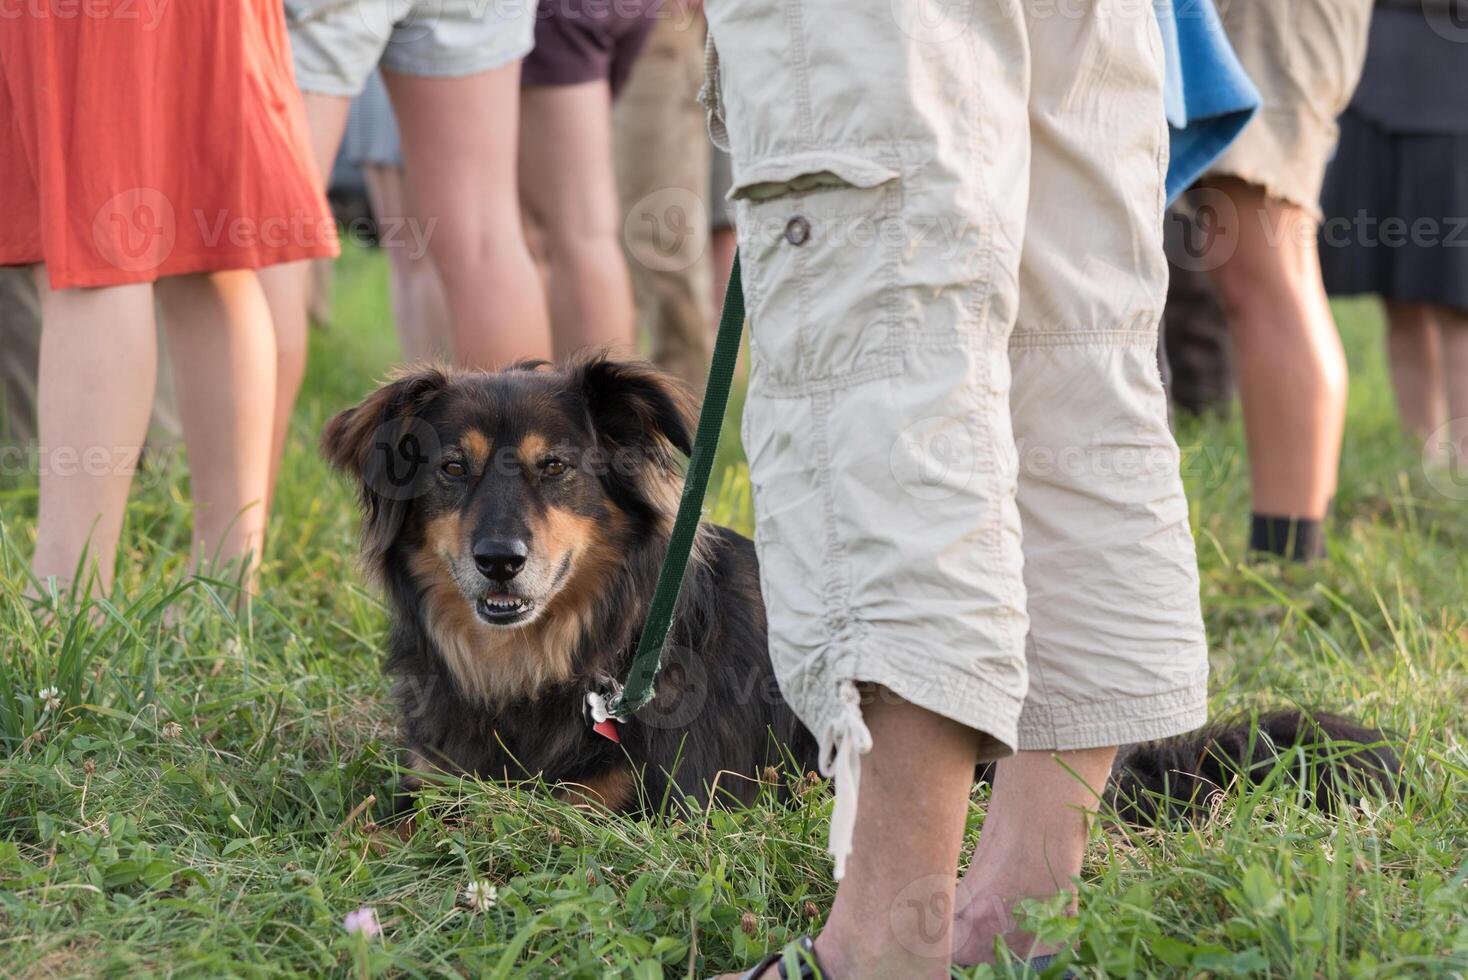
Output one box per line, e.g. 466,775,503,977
731,152,900,203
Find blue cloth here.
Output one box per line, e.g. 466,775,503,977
1154,0,1260,202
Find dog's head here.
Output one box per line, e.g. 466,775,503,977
322,355,693,642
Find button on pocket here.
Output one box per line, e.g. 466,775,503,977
730,152,902,388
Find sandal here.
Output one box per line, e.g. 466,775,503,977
740,936,829,979
949,952,1075,978
1016,952,1075,978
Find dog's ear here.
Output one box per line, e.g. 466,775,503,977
322,366,451,476
322,366,453,566
571,354,695,464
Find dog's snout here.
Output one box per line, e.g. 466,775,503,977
473,537,528,580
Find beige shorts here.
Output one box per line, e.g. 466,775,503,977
1205,0,1373,216
285,0,537,97
704,0,1209,876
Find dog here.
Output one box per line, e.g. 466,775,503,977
322,354,1399,820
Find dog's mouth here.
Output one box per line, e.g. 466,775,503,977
474,592,536,627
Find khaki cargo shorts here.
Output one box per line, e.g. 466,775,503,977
1205,0,1373,216
284,0,538,97
703,0,1209,876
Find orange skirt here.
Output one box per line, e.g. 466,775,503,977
0,0,338,289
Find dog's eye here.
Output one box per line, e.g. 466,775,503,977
441,459,467,478
540,457,568,478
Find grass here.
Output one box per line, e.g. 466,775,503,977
1,243,1465,978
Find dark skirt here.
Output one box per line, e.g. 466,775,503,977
1319,109,1468,313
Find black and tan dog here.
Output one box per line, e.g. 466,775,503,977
322,354,1398,820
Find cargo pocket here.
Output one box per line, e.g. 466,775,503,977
730,152,904,392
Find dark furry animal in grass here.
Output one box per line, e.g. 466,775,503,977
322,354,1399,822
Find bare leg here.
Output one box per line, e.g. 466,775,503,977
1383,301,1446,439
952,748,1117,965
385,64,553,370
155,270,276,580
30,273,157,595
363,163,452,362
722,688,981,980
1439,305,1468,465
257,92,352,505
612,14,713,387
519,81,636,360
1205,178,1347,519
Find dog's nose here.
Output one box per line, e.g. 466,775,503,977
473,537,528,580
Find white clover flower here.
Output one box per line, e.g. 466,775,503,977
38,687,62,712
161,721,183,739
462,880,498,912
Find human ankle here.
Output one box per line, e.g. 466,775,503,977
951,875,1077,965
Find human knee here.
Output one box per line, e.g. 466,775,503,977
427,222,526,283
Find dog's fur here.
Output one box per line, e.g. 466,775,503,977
323,354,1398,821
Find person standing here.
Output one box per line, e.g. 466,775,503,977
1197,0,1374,560
0,1,337,595
1320,0,1468,470
266,0,551,501
520,0,659,360
614,1,717,390
704,0,1213,974
339,71,453,364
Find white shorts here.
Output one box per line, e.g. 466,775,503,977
285,0,537,97
703,0,1210,876
1205,0,1373,216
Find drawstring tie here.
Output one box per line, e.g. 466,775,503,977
820,681,873,881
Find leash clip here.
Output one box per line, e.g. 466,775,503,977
586,678,627,742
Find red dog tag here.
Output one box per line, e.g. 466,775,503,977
593,718,621,743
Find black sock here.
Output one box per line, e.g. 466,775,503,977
1250,513,1326,562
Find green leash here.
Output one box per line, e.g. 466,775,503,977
605,252,745,721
